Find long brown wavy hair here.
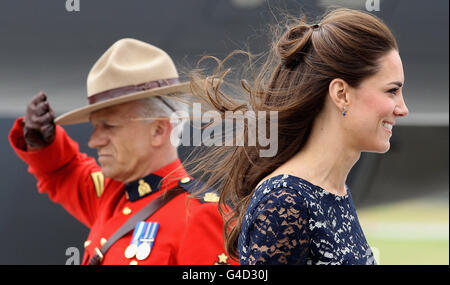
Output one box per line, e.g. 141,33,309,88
186,8,398,260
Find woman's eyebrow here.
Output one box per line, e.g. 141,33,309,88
387,81,403,87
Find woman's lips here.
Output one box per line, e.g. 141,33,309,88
382,121,394,134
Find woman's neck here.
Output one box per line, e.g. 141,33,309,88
269,117,360,196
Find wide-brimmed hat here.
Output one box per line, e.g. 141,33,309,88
54,38,190,125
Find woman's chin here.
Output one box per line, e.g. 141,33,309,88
375,142,391,154
364,141,391,154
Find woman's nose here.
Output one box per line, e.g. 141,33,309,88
395,96,409,117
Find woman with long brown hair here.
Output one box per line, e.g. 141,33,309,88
189,8,408,265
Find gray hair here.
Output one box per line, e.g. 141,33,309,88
137,96,188,118
135,95,190,141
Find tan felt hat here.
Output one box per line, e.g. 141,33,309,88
54,38,190,125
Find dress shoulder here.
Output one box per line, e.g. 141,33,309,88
239,175,312,265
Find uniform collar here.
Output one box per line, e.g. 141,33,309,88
124,158,188,202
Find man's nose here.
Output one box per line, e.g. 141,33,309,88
88,127,108,149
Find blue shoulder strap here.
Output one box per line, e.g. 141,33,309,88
178,178,220,203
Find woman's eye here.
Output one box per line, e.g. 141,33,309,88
388,88,398,95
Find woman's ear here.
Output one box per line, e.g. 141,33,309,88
328,78,351,111
150,120,173,147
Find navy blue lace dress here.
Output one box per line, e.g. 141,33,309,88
238,174,376,265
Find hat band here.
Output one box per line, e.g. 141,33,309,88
88,78,180,105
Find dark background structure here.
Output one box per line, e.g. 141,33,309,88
0,0,448,264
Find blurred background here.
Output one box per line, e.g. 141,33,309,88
0,0,448,264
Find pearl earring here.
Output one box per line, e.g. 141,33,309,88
342,106,347,117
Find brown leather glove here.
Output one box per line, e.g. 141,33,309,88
23,92,56,150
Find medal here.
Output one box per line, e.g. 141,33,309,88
136,242,151,260
124,243,138,259
136,222,159,261
124,221,146,259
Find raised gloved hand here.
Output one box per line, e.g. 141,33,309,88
23,92,56,150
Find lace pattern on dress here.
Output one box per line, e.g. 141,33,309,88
238,174,376,265
247,188,310,264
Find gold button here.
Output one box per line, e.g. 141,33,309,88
180,177,191,184
122,207,132,215
204,192,220,203
100,238,107,246
84,240,91,248
129,260,138,265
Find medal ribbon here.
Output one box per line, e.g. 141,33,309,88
131,221,146,246
141,222,159,246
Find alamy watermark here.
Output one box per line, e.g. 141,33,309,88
66,0,80,12
65,247,80,265
169,103,279,158
365,0,380,12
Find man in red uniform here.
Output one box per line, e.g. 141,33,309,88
9,38,237,265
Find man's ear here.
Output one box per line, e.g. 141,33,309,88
150,119,173,147
328,78,351,111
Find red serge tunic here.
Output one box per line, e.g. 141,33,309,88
9,118,237,265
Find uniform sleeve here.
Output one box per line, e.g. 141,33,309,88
176,202,238,265
246,188,311,265
9,117,104,228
